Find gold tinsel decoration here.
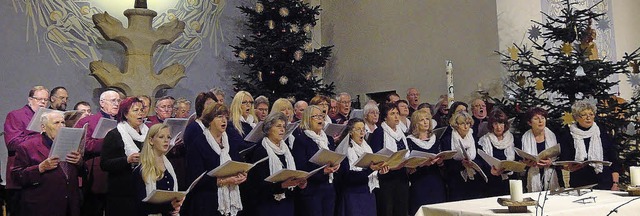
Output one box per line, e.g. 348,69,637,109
561,42,573,55
629,60,639,73
255,3,264,13
238,51,248,59
535,79,544,90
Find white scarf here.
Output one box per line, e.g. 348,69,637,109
324,115,332,129
380,122,408,152
522,128,559,192
286,134,296,150
407,134,436,150
569,123,604,173
241,115,256,128
144,156,177,198
431,119,438,129
116,122,149,157
303,129,332,183
336,137,379,192
398,118,410,133
478,131,515,161
451,128,478,181
199,120,242,216
262,137,296,201
365,123,377,141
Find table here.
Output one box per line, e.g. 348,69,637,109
416,190,640,216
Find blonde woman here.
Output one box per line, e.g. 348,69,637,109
270,98,296,148
406,110,445,213
134,124,183,215
227,91,258,156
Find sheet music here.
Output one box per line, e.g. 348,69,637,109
91,118,117,139
349,109,364,120
26,108,56,132
309,148,346,166
324,123,347,137
243,121,265,143
207,157,268,177
142,190,187,204
49,126,86,160
164,118,189,139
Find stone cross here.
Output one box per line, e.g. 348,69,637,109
90,5,186,97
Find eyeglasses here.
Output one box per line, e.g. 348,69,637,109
256,108,269,112
102,98,121,105
242,101,254,105
579,113,595,119
311,114,325,120
30,97,48,102
339,101,351,105
157,105,174,111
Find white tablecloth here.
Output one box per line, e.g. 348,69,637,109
416,190,640,216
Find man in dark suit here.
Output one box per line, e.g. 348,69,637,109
73,90,120,216
3,85,50,215
12,111,83,216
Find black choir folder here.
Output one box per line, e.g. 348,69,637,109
143,158,268,204
265,165,326,183
477,150,527,172
514,144,560,163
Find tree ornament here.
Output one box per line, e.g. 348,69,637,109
268,20,275,30
255,3,264,13
629,60,639,73
279,7,289,17
562,111,574,126
527,25,542,41
625,122,636,136
258,71,263,81
304,43,313,52
508,45,518,61
535,79,544,90
303,24,312,33
584,95,597,107
561,42,573,55
279,76,289,85
270,71,275,75
516,75,526,87
238,51,248,60
294,50,303,61
290,24,299,33
575,66,585,76
628,74,640,88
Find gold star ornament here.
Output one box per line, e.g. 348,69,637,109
508,45,519,61
562,111,574,126
561,43,573,56
535,79,544,90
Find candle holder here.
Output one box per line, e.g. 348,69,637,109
497,197,537,213
627,186,640,196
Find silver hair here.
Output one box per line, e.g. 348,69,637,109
449,111,474,128
336,92,351,100
175,97,191,106
99,90,118,101
210,87,225,97
363,103,379,116
262,112,289,134
255,95,270,106
40,111,64,127
294,100,307,109
571,100,597,120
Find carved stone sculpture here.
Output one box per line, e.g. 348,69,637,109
90,4,186,97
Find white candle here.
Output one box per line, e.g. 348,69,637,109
509,180,523,202
445,60,454,108
631,166,640,187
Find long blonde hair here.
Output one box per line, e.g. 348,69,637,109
409,109,433,138
270,98,294,122
230,91,256,135
140,123,170,184
299,105,323,130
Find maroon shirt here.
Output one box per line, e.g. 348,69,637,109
3,105,38,189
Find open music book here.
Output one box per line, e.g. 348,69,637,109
458,141,488,183
264,165,327,183
91,118,118,139
552,160,612,167
142,172,206,204
514,145,560,163
207,157,268,178
49,124,88,160
26,108,55,132
244,122,300,143
309,148,346,167
324,123,347,137
477,150,527,172
403,150,458,168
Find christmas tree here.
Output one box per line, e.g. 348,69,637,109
495,0,640,184
232,0,335,102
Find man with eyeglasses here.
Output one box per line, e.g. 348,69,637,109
3,85,49,216
406,88,420,116
470,98,488,140
49,86,69,111
73,90,120,216
254,95,270,122
147,96,175,126
173,98,192,118
333,92,352,124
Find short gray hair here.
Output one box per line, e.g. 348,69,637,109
363,103,379,116
449,111,474,128
262,112,289,134
336,92,351,100
210,87,225,97
294,100,307,109
571,101,597,120
255,95,269,107
175,97,191,106
99,90,119,101
41,111,64,126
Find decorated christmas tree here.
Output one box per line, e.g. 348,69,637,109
232,0,334,102
495,0,640,184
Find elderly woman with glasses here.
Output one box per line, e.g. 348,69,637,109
440,111,483,201
362,103,379,141
335,118,388,216
558,101,621,190
369,102,409,216
101,97,148,216
245,112,307,216
292,105,340,216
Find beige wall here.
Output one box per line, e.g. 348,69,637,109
612,0,640,100
320,0,502,104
